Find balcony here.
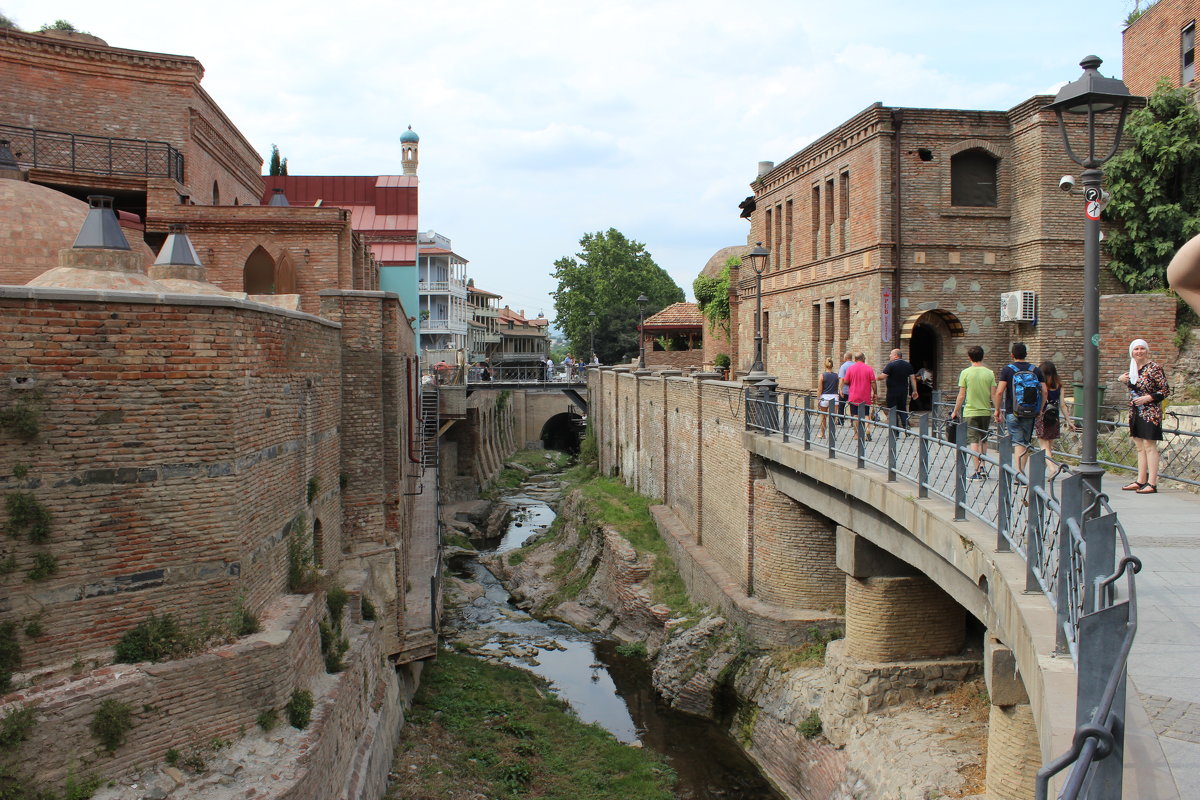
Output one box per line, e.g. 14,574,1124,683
477,332,502,343
0,123,185,182
421,317,469,334
418,279,468,299
471,306,499,318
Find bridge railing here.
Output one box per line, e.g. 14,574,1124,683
745,389,1139,799
459,364,590,384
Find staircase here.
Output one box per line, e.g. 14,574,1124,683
419,388,439,467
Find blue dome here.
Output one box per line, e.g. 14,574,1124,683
400,126,419,143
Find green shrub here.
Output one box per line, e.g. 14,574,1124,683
306,477,319,504
360,596,377,621
165,747,181,766
26,552,57,581
0,621,20,693
506,551,525,567
319,620,348,673
0,705,35,751
90,699,133,754
113,614,185,664
4,492,50,543
798,709,822,739
325,585,349,625
614,641,647,658
0,555,15,575
713,353,731,369
22,618,42,639
0,397,40,440
286,689,314,729
287,523,319,593
61,769,104,800
231,598,260,637
256,708,278,732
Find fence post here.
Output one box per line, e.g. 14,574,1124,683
827,399,836,460
999,434,1016,553
803,394,812,451
782,393,790,443
1025,443,1043,593
1056,474,1083,655
887,406,897,482
918,412,929,498
954,406,968,520
856,404,865,468
745,387,752,432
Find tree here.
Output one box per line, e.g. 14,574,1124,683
269,144,288,177
693,256,736,338
39,19,77,32
0,12,17,28
551,229,684,364
1104,80,1200,292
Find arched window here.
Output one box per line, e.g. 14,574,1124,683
212,181,220,205
950,149,998,207
244,246,275,294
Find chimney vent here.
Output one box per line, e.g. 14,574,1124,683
268,187,290,207
757,161,775,178
72,196,131,250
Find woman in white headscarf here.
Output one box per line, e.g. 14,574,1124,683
1117,339,1170,494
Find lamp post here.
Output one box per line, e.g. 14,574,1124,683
588,311,597,363
1046,55,1134,508
636,295,649,370
744,242,770,380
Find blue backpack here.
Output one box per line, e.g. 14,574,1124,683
1008,363,1041,419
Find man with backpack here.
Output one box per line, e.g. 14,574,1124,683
993,342,1047,469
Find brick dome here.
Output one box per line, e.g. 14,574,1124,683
0,179,154,286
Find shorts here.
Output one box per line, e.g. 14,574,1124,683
819,393,839,409
848,402,871,418
965,415,990,444
1005,413,1036,448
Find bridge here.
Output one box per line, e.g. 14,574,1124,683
591,366,1199,799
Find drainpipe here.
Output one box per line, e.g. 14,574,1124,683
890,109,904,350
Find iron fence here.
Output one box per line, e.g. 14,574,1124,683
745,389,1138,799
1,123,185,182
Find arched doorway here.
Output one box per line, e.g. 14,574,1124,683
244,246,275,294
900,309,964,409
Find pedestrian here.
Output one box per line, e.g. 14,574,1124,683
817,357,840,437
434,360,450,385
840,352,878,441
837,350,854,425
994,342,1046,471
563,353,575,381
1035,360,1074,476
544,356,554,381
590,352,600,366
880,348,919,428
952,345,996,479
1118,338,1171,494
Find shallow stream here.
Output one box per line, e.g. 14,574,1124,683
445,476,783,800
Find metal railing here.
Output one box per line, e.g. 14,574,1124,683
0,123,185,181
444,364,593,385
929,396,1200,487
744,389,1138,799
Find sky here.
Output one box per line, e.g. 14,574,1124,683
2,0,1140,319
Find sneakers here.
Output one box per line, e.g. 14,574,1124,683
968,469,986,481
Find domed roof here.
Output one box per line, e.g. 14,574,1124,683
700,244,753,279
400,126,419,143
0,180,153,286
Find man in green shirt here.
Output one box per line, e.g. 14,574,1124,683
952,345,997,480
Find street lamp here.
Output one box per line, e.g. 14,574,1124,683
636,295,649,370
744,242,770,380
588,311,597,363
1045,55,1134,506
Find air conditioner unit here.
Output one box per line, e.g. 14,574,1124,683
999,291,1037,323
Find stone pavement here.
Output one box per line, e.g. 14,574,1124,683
1107,484,1200,799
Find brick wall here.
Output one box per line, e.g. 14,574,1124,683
1098,293,1180,396
664,378,701,534
750,474,843,609
1123,0,1200,96
0,290,344,668
844,576,965,661
699,382,752,586
986,703,1040,800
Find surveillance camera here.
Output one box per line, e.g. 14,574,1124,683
1059,175,1076,193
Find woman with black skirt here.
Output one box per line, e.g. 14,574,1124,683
1118,338,1170,494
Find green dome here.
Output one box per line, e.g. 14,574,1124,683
400,126,419,143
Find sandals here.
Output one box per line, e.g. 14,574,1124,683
1121,482,1145,491
1136,484,1158,494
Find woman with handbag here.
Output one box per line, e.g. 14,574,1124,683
1118,339,1171,494
1035,361,1074,476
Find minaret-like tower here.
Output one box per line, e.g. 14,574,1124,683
401,125,419,176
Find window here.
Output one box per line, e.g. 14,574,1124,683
824,179,834,256
950,149,998,207
773,204,783,270
839,171,850,251
811,186,821,260
1184,22,1196,84
764,207,773,262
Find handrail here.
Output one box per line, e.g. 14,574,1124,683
742,388,1138,799
0,122,185,182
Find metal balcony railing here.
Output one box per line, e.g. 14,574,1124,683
0,123,185,182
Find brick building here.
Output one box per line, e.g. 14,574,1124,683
640,301,705,371
1122,0,1199,96
734,91,1175,396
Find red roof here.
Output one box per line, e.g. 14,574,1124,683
468,285,502,298
643,302,703,328
260,175,417,231
370,242,416,263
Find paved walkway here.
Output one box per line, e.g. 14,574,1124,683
769,415,1199,795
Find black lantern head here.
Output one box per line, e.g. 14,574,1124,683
745,242,769,276
1045,56,1135,168
637,294,649,305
